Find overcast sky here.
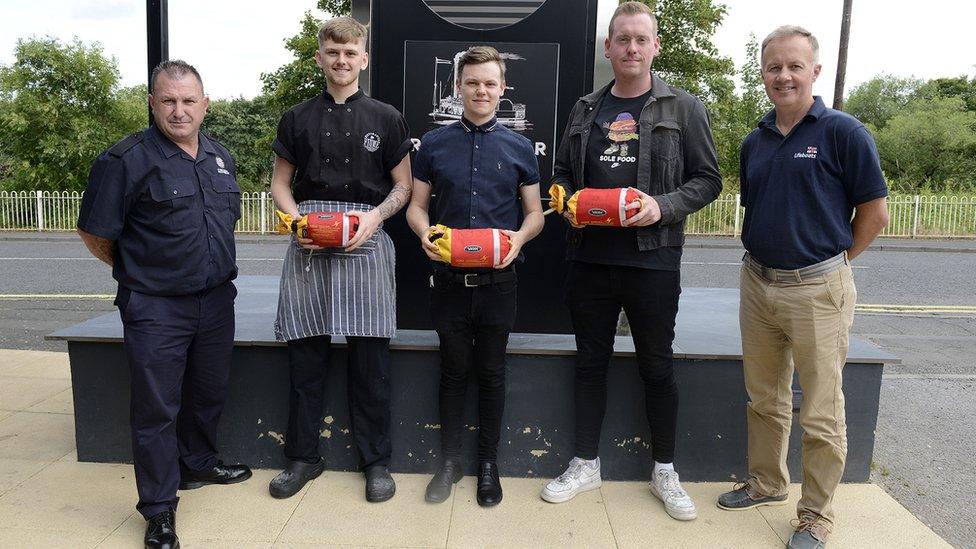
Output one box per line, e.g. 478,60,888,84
1,0,973,104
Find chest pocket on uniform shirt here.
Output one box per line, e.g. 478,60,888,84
210,174,242,219
649,120,681,162
147,178,199,229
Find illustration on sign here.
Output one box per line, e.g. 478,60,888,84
403,40,559,176
429,50,532,131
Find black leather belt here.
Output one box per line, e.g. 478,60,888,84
432,269,516,288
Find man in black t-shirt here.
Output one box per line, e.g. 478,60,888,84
540,2,722,522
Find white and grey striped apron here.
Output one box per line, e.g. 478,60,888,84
274,200,396,341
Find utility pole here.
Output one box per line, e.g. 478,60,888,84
146,0,169,124
833,0,853,110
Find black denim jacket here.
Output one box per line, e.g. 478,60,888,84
551,74,722,250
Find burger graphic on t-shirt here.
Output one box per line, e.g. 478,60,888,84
603,112,639,157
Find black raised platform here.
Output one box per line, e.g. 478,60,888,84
48,276,898,481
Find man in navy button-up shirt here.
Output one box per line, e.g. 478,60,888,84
407,46,543,508
78,60,250,549
717,27,888,549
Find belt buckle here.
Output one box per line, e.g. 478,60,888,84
463,273,478,287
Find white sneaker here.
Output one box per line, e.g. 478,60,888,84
650,469,698,520
540,457,602,503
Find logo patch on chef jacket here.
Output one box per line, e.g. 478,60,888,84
363,132,381,152
215,156,230,174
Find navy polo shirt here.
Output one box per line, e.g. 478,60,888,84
740,97,888,269
413,116,539,235
78,125,241,296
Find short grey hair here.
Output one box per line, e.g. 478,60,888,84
150,59,204,94
761,25,820,63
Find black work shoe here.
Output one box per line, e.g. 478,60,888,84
476,461,503,507
425,458,463,503
717,481,788,511
364,465,396,502
269,458,325,499
144,510,179,549
179,460,252,490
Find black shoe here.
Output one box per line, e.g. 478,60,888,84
717,481,788,511
364,465,396,503
425,458,463,503
269,458,325,499
179,460,252,490
476,461,502,507
144,510,179,549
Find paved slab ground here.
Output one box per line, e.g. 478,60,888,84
0,350,952,548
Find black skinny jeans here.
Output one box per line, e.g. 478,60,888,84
430,275,517,462
566,261,681,464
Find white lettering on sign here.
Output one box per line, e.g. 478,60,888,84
411,138,422,151
534,142,547,156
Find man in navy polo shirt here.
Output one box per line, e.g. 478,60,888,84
78,60,251,549
406,45,543,507
716,26,889,549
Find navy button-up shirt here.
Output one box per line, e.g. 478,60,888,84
413,117,539,232
78,125,241,295
740,97,888,269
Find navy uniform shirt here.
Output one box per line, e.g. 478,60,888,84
273,89,413,206
413,117,540,268
78,125,241,296
740,97,888,269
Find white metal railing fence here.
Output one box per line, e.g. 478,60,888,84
2,190,974,238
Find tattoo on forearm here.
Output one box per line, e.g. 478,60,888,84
377,185,411,220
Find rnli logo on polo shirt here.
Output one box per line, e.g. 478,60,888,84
363,132,381,152
794,146,818,159
215,156,230,174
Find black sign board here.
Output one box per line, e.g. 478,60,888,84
370,0,598,333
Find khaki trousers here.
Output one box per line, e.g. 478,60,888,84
739,261,856,524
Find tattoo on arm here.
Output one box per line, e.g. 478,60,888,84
377,184,411,220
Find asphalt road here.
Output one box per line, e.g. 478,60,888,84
1,233,974,547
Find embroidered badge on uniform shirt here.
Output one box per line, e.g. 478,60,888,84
794,146,818,159
363,132,381,152
216,156,231,174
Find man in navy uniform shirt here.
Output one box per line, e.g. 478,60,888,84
541,2,721,522
267,16,413,504
78,60,251,549
716,27,889,549
407,46,543,507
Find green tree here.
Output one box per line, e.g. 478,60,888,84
0,37,144,191
260,0,351,116
845,74,922,130
915,75,976,112
202,96,278,192
640,0,736,104
873,96,976,191
709,35,770,183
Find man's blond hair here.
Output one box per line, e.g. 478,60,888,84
609,1,658,38
761,25,820,63
318,16,368,47
456,46,506,81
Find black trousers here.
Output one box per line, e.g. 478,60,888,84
566,262,681,464
284,335,392,469
430,275,517,462
118,280,236,520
